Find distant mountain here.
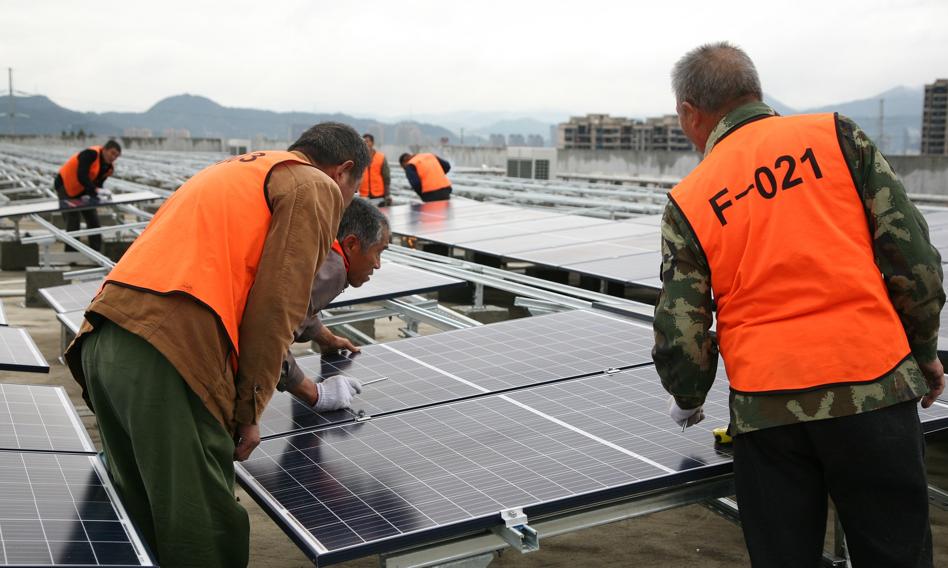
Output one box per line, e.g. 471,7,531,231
0,95,118,136
763,93,797,116
797,86,923,154
0,93,458,145
473,118,553,139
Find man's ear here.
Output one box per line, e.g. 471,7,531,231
341,233,360,253
679,101,699,131
327,160,355,183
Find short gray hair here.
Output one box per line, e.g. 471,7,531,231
337,198,390,247
672,42,762,113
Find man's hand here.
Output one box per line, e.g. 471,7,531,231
317,326,361,353
918,358,945,409
326,334,361,353
233,423,260,461
287,377,318,406
314,376,362,412
668,396,705,429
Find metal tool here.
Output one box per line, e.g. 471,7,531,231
361,376,389,386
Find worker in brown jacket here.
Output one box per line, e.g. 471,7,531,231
65,122,371,568
278,197,391,403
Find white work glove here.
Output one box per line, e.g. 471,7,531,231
668,396,705,429
96,188,112,199
314,375,362,412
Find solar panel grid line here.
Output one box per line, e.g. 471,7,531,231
54,388,96,455
0,385,95,455
496,394,675,475
238,373,723,564
0,452,150,566
39,281,103,314
258,310,658,438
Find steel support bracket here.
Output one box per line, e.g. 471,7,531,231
490,509,538,553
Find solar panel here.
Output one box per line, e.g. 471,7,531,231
0,191,160,219
451,232,582,257
258,310,656,438
564,251,662,285
327,262,465,309
39,280,103,313
0,327,49,373
509,241,650,267
0,384,95,454
0,451,155,566
423,215,608,245
58,311,85,336
238,365,732,565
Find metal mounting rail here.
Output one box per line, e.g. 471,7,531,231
29,214,115,269
21,221,150,244
385,244,654,321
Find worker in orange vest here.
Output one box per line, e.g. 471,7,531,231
278,198,391,403
54,139,122,251
64,122,371,568
654,42,944,567
399,151,452,201
359,133,392,206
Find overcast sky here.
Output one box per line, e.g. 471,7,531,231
2,0,946,120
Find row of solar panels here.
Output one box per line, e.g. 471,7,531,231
382,198,663,288
384,199,948,292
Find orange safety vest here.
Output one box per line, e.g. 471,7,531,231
58,146,112,197
104,151,315,356
359,151,386,198
670,113,910,394
408,153,450,193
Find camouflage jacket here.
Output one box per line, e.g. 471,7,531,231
652,102,944,435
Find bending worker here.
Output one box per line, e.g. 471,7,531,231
653,42,944,567
54,139,122,251
399,151,452,201
278,198,390,405
359,133,392,206
65,122,370,568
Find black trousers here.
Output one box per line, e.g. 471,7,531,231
63,208,101,252
733,400,932,568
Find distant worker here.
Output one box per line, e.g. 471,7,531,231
65,122,371,568
399,151,452,201
653,42,944,567
54,139,122,251
278,198,390,404
359,133,392,206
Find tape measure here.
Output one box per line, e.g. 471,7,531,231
712,427,733,445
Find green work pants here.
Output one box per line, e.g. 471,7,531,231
82,320,249,568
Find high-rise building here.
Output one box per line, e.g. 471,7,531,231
921,79,948,155
557,113,694,151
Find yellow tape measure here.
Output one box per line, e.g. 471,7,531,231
712,427,733,445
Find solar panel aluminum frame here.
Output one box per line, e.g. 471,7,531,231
86,455,158,567
0,327,50,373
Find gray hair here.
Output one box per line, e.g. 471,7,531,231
672,42,762,113
336,198,390,247
288,121,372,179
